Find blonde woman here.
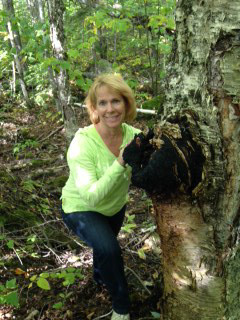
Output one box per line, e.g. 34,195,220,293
61,74,140,320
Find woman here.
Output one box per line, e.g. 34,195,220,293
61,74,140,320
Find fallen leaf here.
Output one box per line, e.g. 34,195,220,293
87,311,95,319
15,268,25,275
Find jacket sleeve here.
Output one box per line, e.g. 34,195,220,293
67,135,127,208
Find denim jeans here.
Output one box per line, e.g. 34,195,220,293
61,206,130,315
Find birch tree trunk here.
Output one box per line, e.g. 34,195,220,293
47,0,78,141
26,0,41,24
25,0,45,24
2,0,30,104
152,1,240,319
37,0,44,22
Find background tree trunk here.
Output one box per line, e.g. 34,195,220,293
26,0,41,24
47,0,78,141
2,0,30,104
153,0,240,319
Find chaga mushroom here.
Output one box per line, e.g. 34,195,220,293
123,122,205,196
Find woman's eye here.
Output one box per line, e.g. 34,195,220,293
98,101,106,107
112,99,120,104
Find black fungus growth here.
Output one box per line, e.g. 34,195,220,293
123,127,205,196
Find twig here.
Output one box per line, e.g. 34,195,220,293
123,231,151,249
44,244,63,264
0,158,57,171
74,103,157,115
92,310,113,320
5,219,62,234
24,310,39,320
39,125,64,143
138,318,159,320
124,248,139,256
72,237,86,248
133,232,151,248
123,235,139,248
28,164,68,178
38,304,48,320
125,266,151,295
13,247,23,265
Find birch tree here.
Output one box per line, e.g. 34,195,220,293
25,0,45,24
2,0,30,104
47,0,77,141
150,0,240,319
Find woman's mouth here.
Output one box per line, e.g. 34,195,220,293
105,115,120,120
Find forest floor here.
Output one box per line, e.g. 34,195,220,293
0,98,163,320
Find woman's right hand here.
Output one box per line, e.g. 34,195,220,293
117,148,126,167
118,137,141,168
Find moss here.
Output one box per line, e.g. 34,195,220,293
142,95,165,114
18,127,32,139
48,175,68,188
220,46,240,103
25,152,34,158
0,170,16,183
1,206,40,228
226,246,240,320
31,159,46,167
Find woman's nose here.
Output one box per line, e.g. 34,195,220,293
106,102,114,111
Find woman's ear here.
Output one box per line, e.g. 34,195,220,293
92,110,100,124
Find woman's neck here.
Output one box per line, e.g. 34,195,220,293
94,123,123,157
95,123,122,140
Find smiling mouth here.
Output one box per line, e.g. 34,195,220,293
105,115,120,120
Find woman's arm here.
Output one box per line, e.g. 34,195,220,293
67,137,127,208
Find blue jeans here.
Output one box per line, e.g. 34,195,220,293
61,206,130,314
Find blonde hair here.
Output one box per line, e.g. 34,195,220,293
85,73,137,124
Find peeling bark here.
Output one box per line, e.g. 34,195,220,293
26,0,44,24
153,196,224,319
47,0,78,141
152,0,240,319
2,0,30,104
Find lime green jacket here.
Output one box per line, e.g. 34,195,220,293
61,123,140,216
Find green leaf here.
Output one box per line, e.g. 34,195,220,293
7,240,14,249
27,234,37,243
137,248,146,260
59,60,71,70
30,275,37,282
40,272,50,279
37,278,51,290
167,17,175,30
122,223,136,233
6,279,17,289
53,302,63,309
58,271,67,278
62,273,75,286
76,78,85,88
94,10,108,28
67,49,79,58
5,291,19,307
50,273,58,279
76,271,84,280
0,284,5,292
150,311,161,318
72,69,83,78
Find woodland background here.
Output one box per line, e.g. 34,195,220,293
0,0,176,319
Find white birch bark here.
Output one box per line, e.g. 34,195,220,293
47,0,78,141
152,1,240,319
2,0,30,104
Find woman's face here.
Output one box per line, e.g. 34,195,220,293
95,85,126,130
